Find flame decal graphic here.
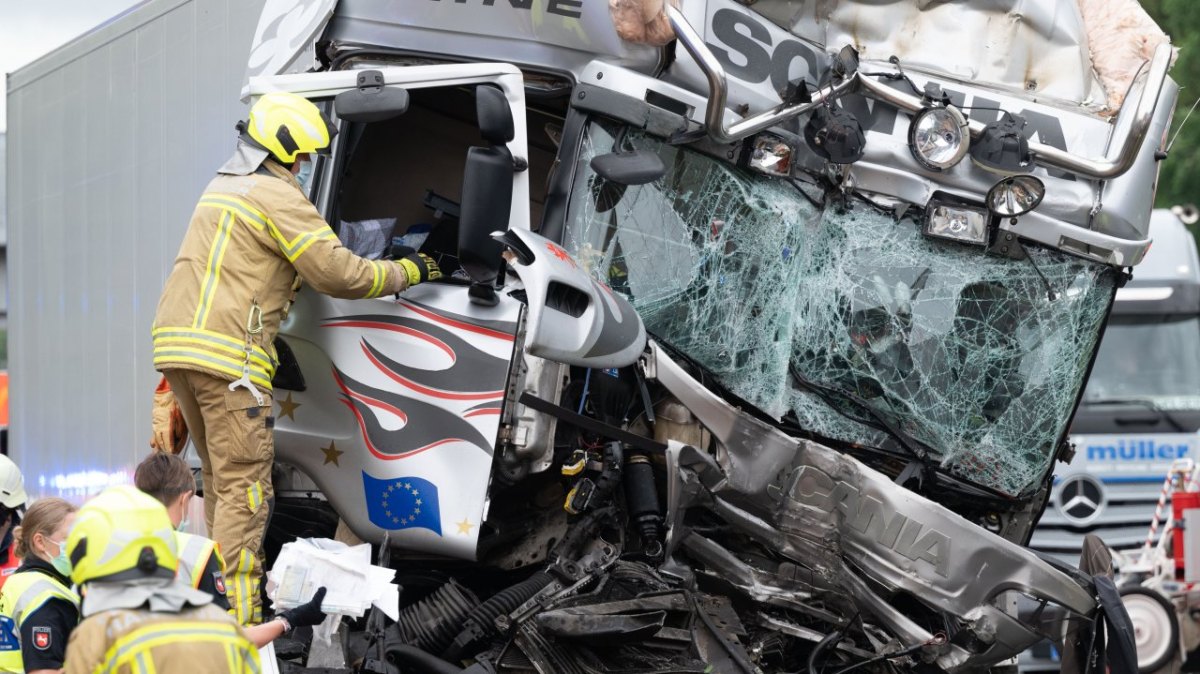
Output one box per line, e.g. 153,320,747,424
324,314,512,398
333,367,493,460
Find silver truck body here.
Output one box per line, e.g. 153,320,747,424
8,0,1176,670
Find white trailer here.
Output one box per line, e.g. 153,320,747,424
5,0,265,497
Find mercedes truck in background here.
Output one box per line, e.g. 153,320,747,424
1032,208,1200,563
1026,207,1200,670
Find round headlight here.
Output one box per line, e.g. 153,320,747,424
987,175,1045,217
908,105,969,171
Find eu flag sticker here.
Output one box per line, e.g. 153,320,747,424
362,472,442,535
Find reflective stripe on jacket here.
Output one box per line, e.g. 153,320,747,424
175,532,222,591
0,570,78,673
62,604,258,674
152,158,411,390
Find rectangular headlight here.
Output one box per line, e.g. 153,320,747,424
923,200,990,246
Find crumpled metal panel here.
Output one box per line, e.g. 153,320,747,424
648,342,1099,671
744,0,1107,109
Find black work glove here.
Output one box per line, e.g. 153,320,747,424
281,586,328,628
398,251,442,286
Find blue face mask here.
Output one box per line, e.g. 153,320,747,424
295,158,314,192
177,517,190,532
47,539,71,577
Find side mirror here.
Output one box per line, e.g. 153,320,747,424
590,150,666,186
459,86,516,305
588,150,665,212
333,70,410,123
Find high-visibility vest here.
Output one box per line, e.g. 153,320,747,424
175,532,222,591
0,569,78,673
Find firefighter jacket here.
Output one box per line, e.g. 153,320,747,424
63,602,258,674
0,561,80,673
152,154,411,391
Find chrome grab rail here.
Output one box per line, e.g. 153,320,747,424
665,5,1171,181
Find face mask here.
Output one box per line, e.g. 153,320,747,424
177,517,190,532
295,158,314,192
47,539,71,577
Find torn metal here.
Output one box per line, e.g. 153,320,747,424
738,0,1170,115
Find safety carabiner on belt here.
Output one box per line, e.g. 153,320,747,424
229,301,267,406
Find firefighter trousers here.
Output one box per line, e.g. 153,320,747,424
164,369,273,626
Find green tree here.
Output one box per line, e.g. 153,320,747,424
1144,0,1200,210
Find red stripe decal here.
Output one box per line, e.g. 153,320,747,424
334,369,464,461
398,301,515,342
464,408,502,418
324,320,456,361
361,343,504,401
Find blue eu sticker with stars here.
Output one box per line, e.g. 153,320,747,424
362,472,442,535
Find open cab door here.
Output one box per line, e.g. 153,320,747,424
246,64,535,560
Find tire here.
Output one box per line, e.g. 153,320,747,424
1121,585,1180,673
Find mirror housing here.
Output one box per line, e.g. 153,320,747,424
333,70,410,123
590,150,666,186
476,85,515,144
459,86,515,304
588,150,665,213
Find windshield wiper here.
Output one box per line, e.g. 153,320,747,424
788,363,932,461
1081,397,1186,432
787,364,1015,502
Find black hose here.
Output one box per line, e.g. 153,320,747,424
805,629,843,674
442,571,554,661
386,644,464,674
395,579,480,654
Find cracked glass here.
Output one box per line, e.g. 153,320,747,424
563,119,1117,497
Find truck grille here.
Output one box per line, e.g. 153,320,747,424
1029,478,1162,567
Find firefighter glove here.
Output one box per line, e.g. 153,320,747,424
398,252,442,287
150,376,189,454
281,586,328,628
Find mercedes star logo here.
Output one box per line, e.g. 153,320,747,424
1056,474,1106,526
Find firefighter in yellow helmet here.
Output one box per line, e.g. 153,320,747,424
152,92,440,625
63,486,258,673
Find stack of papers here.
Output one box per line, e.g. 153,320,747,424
266,538,400,644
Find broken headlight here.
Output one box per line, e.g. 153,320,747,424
748,134,794,177
923,199,991,246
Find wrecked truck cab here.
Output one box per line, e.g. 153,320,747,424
245,0,1176,671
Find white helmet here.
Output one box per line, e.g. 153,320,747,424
0,455,27,509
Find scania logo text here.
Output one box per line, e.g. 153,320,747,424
705,7,1072,179
788,466,951,577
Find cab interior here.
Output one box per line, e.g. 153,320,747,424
327,85,561,280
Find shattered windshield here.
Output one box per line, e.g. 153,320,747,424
562,119,1117,497
1083,316,1200,410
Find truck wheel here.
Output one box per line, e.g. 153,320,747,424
1121,586,1179,673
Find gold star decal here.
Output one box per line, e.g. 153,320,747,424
456,518,475,535
320,441,344,466
278,392,301,421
